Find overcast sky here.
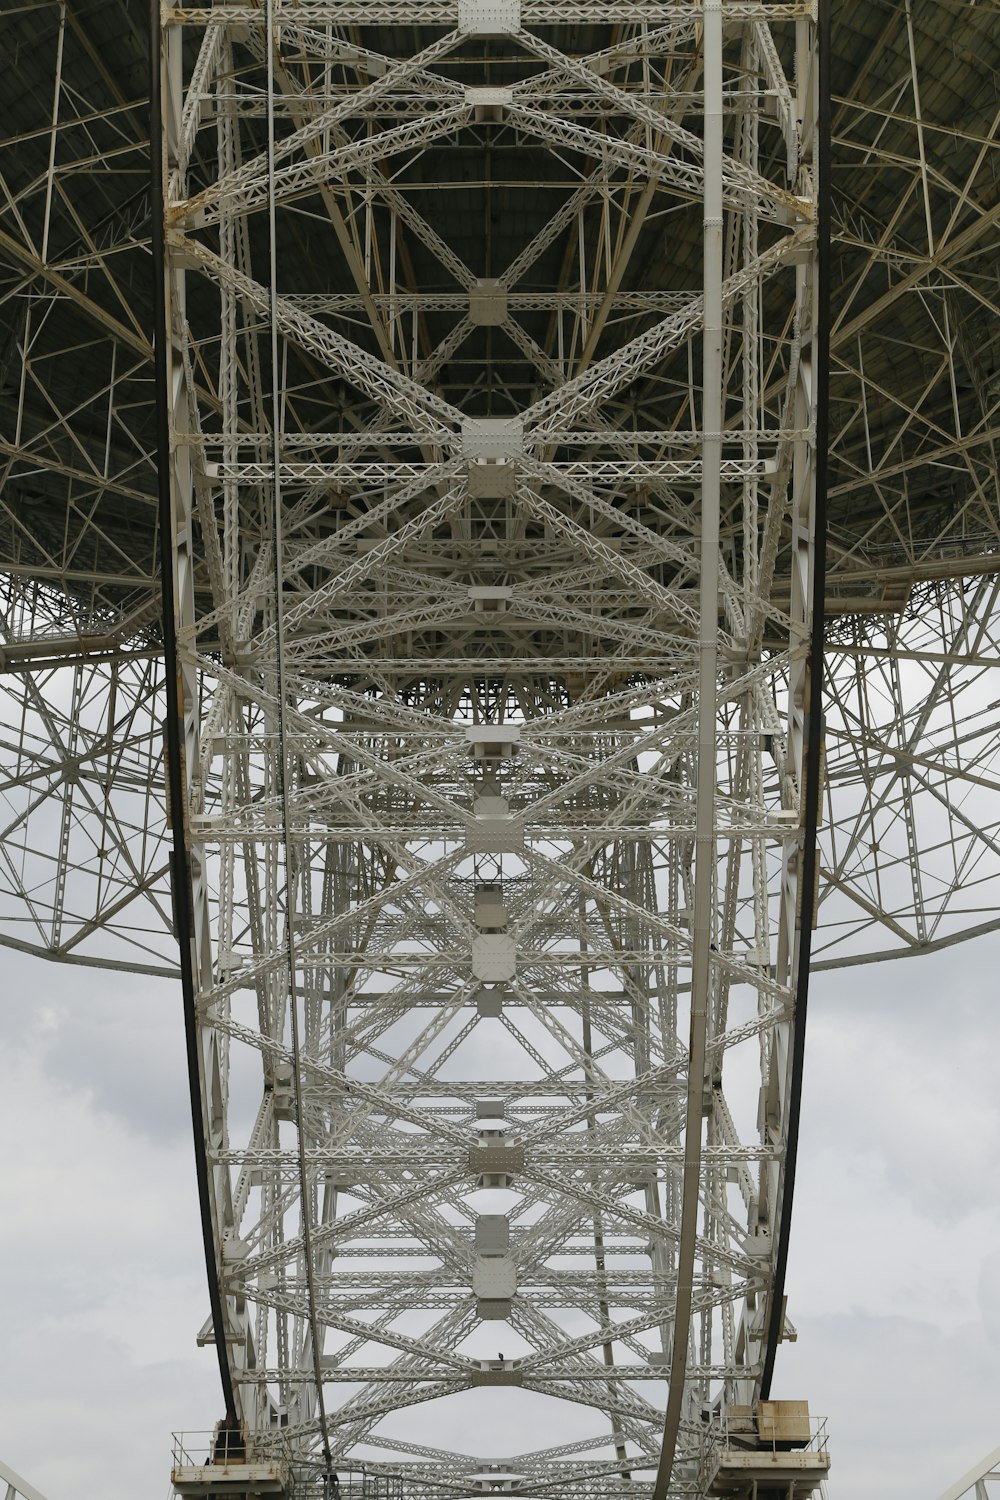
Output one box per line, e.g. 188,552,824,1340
0,937,996,1500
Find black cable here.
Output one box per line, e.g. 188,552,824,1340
760,0,831,1398
150,0,238,1427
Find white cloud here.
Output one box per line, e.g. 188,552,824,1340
0,954,220,1498
0,934,997,1498
776,1311,998,1500
771,942,1000,1498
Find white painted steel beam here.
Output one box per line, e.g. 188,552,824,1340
155,3,820,1495
0,1460,52,1500
4,0,1000,1497
935,1447,1000,1500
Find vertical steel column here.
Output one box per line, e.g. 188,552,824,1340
760,0,830,1396
263,0,334,1463
652,1,723,1491
150,0,238,1427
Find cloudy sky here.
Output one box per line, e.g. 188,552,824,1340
0,936,997,1500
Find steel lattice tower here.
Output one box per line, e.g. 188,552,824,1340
1,0,1000,1497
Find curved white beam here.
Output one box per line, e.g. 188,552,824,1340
0,1459,53,1500
935,1446,1000,1500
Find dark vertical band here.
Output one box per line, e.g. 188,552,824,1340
149,0,238,1426
760,0,831,1398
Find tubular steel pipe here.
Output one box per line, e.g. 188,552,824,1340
651,2,723,1493
150,0,237,1425
760,0,831,1398
264,0,335,1464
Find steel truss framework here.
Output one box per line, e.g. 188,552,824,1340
0,1,999,1498
936,1446,1000,1500
0,1458,53,1500
149,3,826,1495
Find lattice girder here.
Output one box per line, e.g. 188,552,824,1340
3,0,1000,1497
154,4,819,1496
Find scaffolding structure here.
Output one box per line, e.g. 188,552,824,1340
1,0,999,1496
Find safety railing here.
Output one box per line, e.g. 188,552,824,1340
300,1467,404,1500
719,1408,830,1455
171,1429,291,1468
